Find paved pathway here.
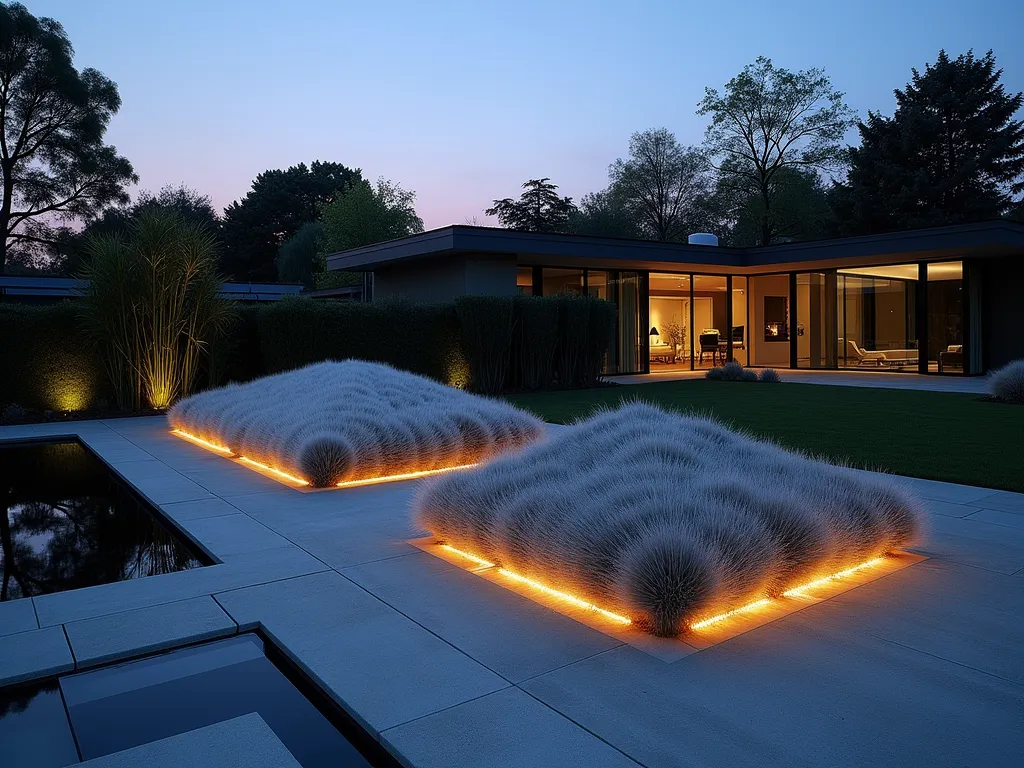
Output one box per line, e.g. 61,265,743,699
616,368,990,393
1,417,1022,767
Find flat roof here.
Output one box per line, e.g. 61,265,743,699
326,220,1024,274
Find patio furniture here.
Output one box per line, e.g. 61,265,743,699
939,344,963,373
649,344,675,364
844,339,887,367
699,332,720,365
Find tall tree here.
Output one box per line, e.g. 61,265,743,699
838,50,1024,234
608,128,714,242
317,177,423,288
58,184,220,274
0,2,136,273
486,178,575,233
715,166,833,246
220,160,360,282
698,57,855,246
566,188,642,240
276,221,322,287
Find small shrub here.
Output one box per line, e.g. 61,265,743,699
759,368,781,383
988,360,1024,404
721,360,745,381
705,367,725,380
740,369,759,382
2,403,27,422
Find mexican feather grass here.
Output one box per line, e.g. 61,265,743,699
169,360,544,487
414,402,924,637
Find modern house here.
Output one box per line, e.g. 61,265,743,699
328,220,1024,376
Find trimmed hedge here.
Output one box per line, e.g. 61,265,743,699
257,297,468,387
1,293,615,413
455,296,513,395
0,303,110,411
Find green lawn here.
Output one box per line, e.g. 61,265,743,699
507,380,1024,493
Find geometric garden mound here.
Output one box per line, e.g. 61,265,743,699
413,402,925,637
169,360,544,488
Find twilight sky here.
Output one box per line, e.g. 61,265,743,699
26,0,1024,229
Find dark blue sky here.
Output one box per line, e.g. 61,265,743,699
27,0,1024,227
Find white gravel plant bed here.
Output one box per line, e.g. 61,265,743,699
414,402,924,636
169,360,544,487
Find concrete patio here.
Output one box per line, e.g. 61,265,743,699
618,368,991,393
1,416,1022,767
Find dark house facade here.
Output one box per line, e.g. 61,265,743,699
327,221,1024,376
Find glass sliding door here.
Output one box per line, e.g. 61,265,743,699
795,272,836,368
749,274,792,368
611,271,644,374
692,275,728,368
837,265,919,370
541,268,584,295
648,273,691,370
731,277,748,366
927,261,964,374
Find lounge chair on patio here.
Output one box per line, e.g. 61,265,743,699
844,339,887,366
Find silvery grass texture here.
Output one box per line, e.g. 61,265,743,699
169,360,544,487
414,402,924,637
988,359,1024,404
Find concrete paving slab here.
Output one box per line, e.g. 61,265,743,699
79,713,301,768
382,687,639,768
813,558,1024,685
0,625,75,686
33,547,328,627
179,514,294,559
923,498,980,518
110,459,215,504
966,508,1024,530
522,617,1024,768
343,552,622,683
182,465,286,496
0,597,37,637
903,476,996,505
924,513,1024,574
158,496,244,523
65,596,237,669
971,491,1024,515
214,571,509,733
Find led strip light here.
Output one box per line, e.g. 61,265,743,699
172,431,475,489
438,543,892,634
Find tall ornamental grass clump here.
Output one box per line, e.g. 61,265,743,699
988,360,1024,404
80,211,234,410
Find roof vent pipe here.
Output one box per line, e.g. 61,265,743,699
688,233,719,246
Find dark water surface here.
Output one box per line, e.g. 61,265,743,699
0,440,206,601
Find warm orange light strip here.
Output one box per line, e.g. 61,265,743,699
782,557,886,598
440,544,495,569
438,544,632,625
690,556,889,632
441,544,895,636
690,599,771,630
237,456,310,486
496,568,634,625
171,429,232,454
337,463,479,489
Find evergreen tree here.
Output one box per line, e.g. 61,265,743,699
486,178,575,233
839,50,1024,234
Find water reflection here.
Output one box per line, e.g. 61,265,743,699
0,441,203,601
